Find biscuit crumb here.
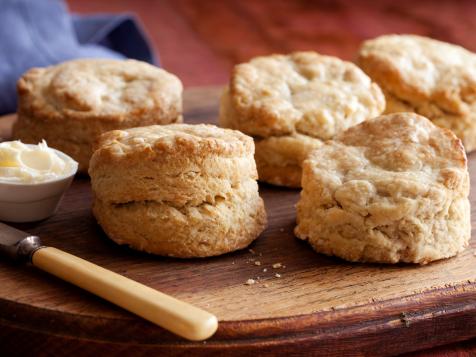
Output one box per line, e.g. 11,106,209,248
275,273,281,278
279,228,285,232
254,261,261,266
272,263,282,269
263,268,268,272
231,261,235,265
245,278,256,285
263,283,270,288
249,248,256,254
400,312,410,327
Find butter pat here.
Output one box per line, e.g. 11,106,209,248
0,140,78,184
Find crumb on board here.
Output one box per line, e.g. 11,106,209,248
245,278,256,285
279,228,285,232
263,283,269,288
275,273,281,278
400,312,410,327
263,268,268,272
254,261,261,266
272,263,282,269
249,248,256,254
231,261,235,265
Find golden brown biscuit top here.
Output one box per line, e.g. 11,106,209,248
93,124,254,161
229,51,385,139
358,35,476,116
308,113,467,191
17,59,182,121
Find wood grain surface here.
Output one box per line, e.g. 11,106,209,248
0,87,475,356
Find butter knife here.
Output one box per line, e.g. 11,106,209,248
0,222,218,341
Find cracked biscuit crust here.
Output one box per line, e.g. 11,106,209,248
220,52,385,187
89,124,267,257
13,59,183,171
225,51,384,139
357,34,476,152
295,113,470,264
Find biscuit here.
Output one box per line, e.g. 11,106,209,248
89,124,267,258
13,59,183,172
357,34,476,152
295,113,470,264
219,52,385,187
254,134,323,188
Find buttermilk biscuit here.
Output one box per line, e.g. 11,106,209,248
219,51,385,187
13,59,183,172
89,124,267,258
357,34,476,152
295,113,470,264
254,134,323,187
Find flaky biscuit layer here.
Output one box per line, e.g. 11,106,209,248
90,124,256,204
254,133,323,188
358,34,476,152
93,180,267,258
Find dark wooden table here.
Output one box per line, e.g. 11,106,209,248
62,1,476,355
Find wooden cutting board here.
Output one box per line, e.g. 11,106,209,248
0,87,475,356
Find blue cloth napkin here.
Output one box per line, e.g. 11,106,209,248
0,0,157,115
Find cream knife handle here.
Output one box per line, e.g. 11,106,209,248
31,247,218,341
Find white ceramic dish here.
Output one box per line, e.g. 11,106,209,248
0,149,78,223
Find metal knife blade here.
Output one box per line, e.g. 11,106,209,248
0,222,43,262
